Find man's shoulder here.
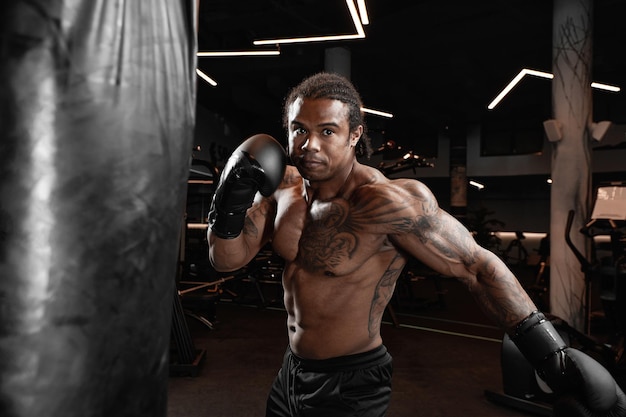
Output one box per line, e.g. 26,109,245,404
387,177,433,198
353,167,432,200
279,165,303,189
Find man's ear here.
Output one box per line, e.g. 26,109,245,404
351,125,364,147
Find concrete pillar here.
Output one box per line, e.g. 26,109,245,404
549,0,593,331
325,47,352,79
450,166,468,218
449,125,468,221
0,1,196,416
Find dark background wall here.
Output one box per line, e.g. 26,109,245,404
193,102,626,235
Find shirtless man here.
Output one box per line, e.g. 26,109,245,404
207,72,625,417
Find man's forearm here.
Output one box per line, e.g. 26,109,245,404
472,251,537,332
208,233,252,272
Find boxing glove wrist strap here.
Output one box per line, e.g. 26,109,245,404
209,208,246,239
511,311,567,368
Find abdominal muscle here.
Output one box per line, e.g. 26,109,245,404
281,252,403,360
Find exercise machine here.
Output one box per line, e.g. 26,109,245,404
486,182,626,415
502,231,530,266
569,183,626,369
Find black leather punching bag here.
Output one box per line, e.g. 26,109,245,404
0,1,196,416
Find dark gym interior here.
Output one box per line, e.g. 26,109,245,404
170,1,626,415
1,1,625,417
169,180,625,417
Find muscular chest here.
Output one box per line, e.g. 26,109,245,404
273,196,386,276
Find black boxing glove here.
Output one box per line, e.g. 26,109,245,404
512,311,626,417
209,134,286,239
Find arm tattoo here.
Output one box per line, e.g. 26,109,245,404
283,169,300,186
471,256,536,329
242,216,259,238
409,212,478,268
368,253,404,338
242,198,274,239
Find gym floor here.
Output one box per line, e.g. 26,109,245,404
167,264,618,417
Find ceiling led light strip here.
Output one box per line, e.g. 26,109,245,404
488,69,553,110
362,107,393,118
591,82,621,92
196,69,217,86
469,180,485,190
253,0,366,46
357,0,370,25
196,50,280,86
197,50,280,57
488,68,621,110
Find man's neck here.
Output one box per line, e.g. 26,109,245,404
304,162,357,203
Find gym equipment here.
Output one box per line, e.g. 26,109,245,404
485,318,563,416
174,164,223,333
525,234,551,311
170,286,206,377
486,183,626,416
502,231,530,266
511,311,625,416
486,312,625,416
0,1,195,416
569,182,626,368
175,159,275,331
377,150,434,176
238,245,286,308
392,259,448,312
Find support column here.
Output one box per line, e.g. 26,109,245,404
449,125,468,221
325,47,352,79
450,166,467,217
549,0,593,331
0,1,196,416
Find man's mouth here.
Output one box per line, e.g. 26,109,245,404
299,158,324,168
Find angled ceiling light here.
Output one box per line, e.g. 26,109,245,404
590,82,621,92
469,180,485,190
357,0,370,25
487,68,621,110
253,0,366,46
196,69,217,86
487,69,552,110
197,50,280,57
362,107,393,118
196,50,280,86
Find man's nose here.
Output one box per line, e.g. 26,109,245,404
302,135,320,152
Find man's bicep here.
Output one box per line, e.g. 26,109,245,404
394,209,480,279
244,196,276,243
427,211,479,266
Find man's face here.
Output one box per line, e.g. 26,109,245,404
286,97,362,182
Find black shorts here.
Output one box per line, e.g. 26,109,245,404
266,345,393,417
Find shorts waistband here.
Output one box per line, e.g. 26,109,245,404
288,345,390,372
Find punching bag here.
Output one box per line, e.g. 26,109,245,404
0,1,197,417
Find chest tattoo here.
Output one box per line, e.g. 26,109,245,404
299,201,357,272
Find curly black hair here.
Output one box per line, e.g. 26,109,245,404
282,72,372,158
